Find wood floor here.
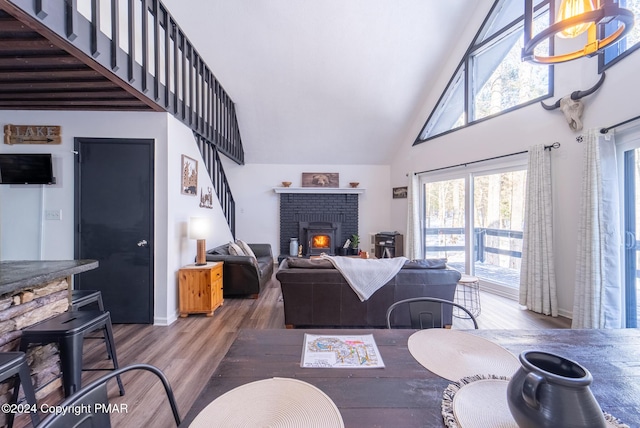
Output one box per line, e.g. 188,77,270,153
15,274,570,428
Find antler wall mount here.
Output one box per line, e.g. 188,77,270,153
541,72,606,131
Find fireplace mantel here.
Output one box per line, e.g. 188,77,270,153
273,187,365,194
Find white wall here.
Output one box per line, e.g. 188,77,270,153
0,111,233,325
389,49,640,318
222,161,391,256
162,116,234,324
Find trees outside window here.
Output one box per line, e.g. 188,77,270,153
415,0,552,143
421,164,527,295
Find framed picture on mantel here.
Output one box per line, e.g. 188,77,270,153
302,172,339,188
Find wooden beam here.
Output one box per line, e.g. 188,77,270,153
0,38,64,52
0,99,151,107
0,55,85,66
0,69,103,80
1,90,141,100
0,81,118,90
0,0,163,111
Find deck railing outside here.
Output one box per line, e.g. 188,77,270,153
425,227,523,287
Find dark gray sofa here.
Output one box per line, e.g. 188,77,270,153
276,257,461,328
205,243,274,297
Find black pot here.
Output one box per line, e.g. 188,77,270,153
507,350,606,428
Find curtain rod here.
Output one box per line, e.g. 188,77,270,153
413,142,560,176
600,114,640,134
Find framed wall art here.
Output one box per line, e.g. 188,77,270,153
393,186,408,199
200,186,214,209
181,154,198,196
301,172,339,188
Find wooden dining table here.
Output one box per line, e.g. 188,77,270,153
181,328,640,427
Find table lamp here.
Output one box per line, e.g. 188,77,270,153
189,217,210,265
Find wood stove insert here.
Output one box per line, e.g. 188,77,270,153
299,221,341,256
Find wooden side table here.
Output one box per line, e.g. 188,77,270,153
178,262,223,317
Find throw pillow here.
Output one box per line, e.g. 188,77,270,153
228,241,245,256
403,258,448,269
286,257,335,269
236,239,257,260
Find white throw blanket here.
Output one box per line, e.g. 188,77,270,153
321,255,408,301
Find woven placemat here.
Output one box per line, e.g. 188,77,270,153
441,375,629,428
407,329,520,381
189,377,344,428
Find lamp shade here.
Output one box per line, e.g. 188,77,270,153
189,217,210,240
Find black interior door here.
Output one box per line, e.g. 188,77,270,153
74,138,154,323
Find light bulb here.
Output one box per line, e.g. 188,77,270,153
556,0,596,38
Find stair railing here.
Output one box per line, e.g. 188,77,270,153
4,0,245,165
4,0,242,230
194,132,236,237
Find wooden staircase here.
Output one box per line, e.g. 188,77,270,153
0,0,241,233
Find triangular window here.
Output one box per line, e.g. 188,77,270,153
600,0,640,71
415,0,553,144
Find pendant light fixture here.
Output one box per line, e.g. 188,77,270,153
556,0,596,38
522,0,635,64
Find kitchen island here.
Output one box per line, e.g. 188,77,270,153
0,259,99,412
0,259,98,297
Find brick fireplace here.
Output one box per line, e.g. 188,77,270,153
279,193,359,256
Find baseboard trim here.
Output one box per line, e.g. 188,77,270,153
479,281,519,300
479,281,573,320
154,311,179,326
557,308,573,319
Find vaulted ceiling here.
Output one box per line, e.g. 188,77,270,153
161,0,494,165
0,1,495,165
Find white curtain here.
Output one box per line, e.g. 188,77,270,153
519,144,558,316
572,129,623,329
405,173,422,260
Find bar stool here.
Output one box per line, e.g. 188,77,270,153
0,352,40,428
70,290,110,359
19,311,125,398
453,274,481,319
70,289,105,311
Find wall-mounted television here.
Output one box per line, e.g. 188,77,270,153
0,153,54,185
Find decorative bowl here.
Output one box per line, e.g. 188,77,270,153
282,181,292,187
349,182,359,188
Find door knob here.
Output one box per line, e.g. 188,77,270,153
137,240,148,247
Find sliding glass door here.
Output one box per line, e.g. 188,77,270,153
473,169,527,287
423,177,467,272
421,162,527,295
619,144,640,328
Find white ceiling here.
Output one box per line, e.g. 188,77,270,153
162,0,494,165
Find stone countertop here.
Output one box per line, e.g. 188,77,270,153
0,260,99,297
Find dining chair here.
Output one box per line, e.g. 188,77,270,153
35,363,181,428
0,352,40,428
386,297,479,329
